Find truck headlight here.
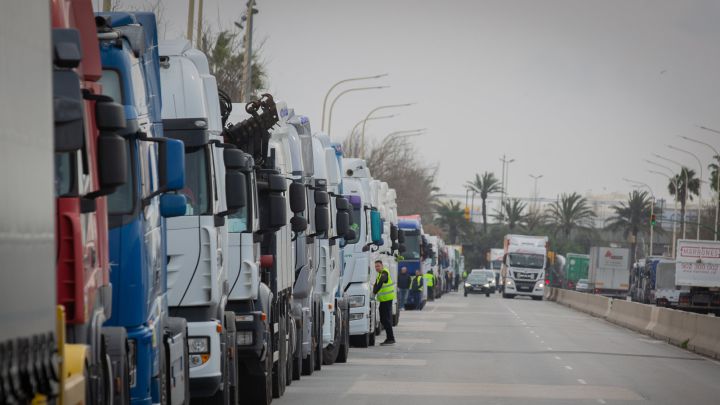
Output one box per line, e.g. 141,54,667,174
349,295,365,308
483,283,490,288
506,279,515,287
464,283,471,288
536,281,545,289
188,336,210,354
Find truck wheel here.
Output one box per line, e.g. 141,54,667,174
223,312,238,405
464,290,468,297
165,317,190,405
314,304,323,371
322,311,341,365
285,314,294,386
369,330,376,346
292,319,302,380
102,326,130,405
532,296,543,301
350,333,369,348
248,321,272,405
486,292,490,297
301,323,315,376
272,312,286,398
336,310,350,362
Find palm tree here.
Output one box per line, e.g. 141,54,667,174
668,167,700,235
606,190,652,262
493,199,527,231
433,200,467,244
545,192,596,238
525,210,546,233
465,172,503,234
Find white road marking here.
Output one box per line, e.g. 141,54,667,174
578,379,587,385
540,341,545,344
565,365,573,370
555,356,562,360
547,347,553,351
349,358,427,366
597,399,607,404
394,338,432,344
347,380,643,400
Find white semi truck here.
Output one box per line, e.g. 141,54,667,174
588,246,630,298
675,239,720,315
501,234,548,300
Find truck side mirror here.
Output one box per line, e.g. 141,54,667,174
158,138,185,192
336,211,349,237
289,183,306,214
291,216,308,233
52,28,82,68
344,229,356,242
335,196,349,211
370,210,382,244
225,170,247,211
97,134,127,191
53,69,84,153
399,244,406,253
390,224,398,242
314,206,329,235
398,230,405,243
160,193,187,218
268,174,287,193
314,190,329,206
267,194,287,229
95,100,126,132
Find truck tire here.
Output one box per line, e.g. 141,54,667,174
486,292,490,297
350,333,369,348
322,310,341,365
244,320,272,405
502,293,514,299
301,321,315,376
165,317,190,405
368,329,376,346
272,311,286,398
223,312,238,405
314,304,323,371
102,326,130,405
292,318,302,380
532,296,543,301
285,314,294,386
335,311,350,363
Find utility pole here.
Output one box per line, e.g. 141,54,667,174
499,155,515,215
186,0,195,43
195,0,204,48
241,0,258,102
529,174,543,212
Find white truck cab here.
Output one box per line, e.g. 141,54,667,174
501,234,548,300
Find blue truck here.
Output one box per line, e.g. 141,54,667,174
97,13,190,405
398,216,427,309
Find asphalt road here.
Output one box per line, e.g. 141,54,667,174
275,290,720,405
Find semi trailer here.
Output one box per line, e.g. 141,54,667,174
501,234,548,300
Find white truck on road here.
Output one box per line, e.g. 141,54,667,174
501,235,548,300
675,239,720,315
588,247,630,298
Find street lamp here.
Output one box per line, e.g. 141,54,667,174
359,103,415,157
681,135,719,240
668,144,702,240
326,85,389,138
529,174,543,211
499,155,515,214
654,153,689,239
320,73,388,131
382,129,425,145
349,114,395,137
623,178,655,258
648,170,678,257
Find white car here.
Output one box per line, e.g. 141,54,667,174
575,279,591,293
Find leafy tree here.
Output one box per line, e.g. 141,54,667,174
493,199,527,231
465,172,503,234
545,192,596,238
668,167,700,234
201,29,266,102
434,201,469,244
606,190,652,261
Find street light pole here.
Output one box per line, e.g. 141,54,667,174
654,153,689,239
648,170,678,257
381,129,425,145
668,145,703,240
359,103,415,157
529,174,543,212
326,85,389,138
623,178,655,258
320,73,388,131
681,135,720,240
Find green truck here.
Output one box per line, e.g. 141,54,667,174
565,253,590,290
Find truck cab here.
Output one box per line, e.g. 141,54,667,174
160,39,247,403
398,215,427,309
96,13,189,404
501,234,548,300
342,159,382,346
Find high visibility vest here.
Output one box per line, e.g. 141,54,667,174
462,271,468,278
375,268,396,302
411,276,423,291
423,273,434,287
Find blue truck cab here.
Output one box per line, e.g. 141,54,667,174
398,216,427,309
96,13,189,405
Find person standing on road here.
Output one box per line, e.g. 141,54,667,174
397,267,410,310
373,260,396,345
454,271,460,291
424,270,435,302
410,269,424,309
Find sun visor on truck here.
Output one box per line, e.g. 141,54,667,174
162,118,209,147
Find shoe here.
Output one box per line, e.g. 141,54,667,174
380,339,396,346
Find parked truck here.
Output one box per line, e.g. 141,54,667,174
565,253,590,290
675,239,720,315
501,234,548,300
654,258,687,308
53,1,133,403
588,247,630,298
398,215,428,309
96,13,191,404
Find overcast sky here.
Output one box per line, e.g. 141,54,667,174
115,0,720,203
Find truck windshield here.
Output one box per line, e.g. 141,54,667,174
508,253,545,269
228,173,249,233
107,139,134,215
99,69,123,104
403,232,421,260
179,146,211,215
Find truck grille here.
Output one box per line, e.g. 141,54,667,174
515,281,535,291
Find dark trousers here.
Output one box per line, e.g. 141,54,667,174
427,286,434,301
379,300,395,341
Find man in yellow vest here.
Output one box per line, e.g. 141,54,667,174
424,270,435,301
373,260,396,345
410,269,424,310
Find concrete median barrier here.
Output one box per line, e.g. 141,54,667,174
651,307,699,347
585,293,611,318
689,315,720,359
606,299,653,333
